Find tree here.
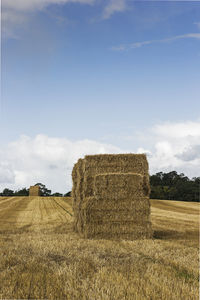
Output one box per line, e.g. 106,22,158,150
1,188,14,196
150,185,164,199
34,183,51,196
64,191,71,197
14,188,29,196
150,172,163,186
150,171,199,202
193,177,200,201
51,192,63,197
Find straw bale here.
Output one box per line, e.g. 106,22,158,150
83,221,153,240
76,159,84,231
72,159,84,206
94,173,149,199
83,209,150,223
71,153,152,240
71,162,78,201
84,154,148,175
72,161,78,231
29,185,40,196
83,154,149,197
143,175,151,197
72,158,85,232
82,196,150,210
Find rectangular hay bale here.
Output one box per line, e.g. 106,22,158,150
83,221,152,239
71,153,153,240
29,185,40,196
82,208,150,223
82,196,150,210
83,154,149,197
94,173,149,199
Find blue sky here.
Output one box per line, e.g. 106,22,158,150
1,0,200,192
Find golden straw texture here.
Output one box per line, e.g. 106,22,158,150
29,186,40,196
71,154,152,240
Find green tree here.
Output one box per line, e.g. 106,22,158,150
193,177,200,201
1,188,14,196
64,191,71,197
150,171,199,202
34,183,51,196
14,188,29,196
51,192,63,197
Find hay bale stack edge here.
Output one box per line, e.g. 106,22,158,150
72,154,153,240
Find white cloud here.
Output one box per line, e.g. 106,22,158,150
2,0,95,38
111,45,126,51
177,145,200,161
0,162,15,184
102,0,127,20
0,134,123,193
146,121,200,177
0,120,199,193
111,33,200,51
2,0,95,12
1,8,29,39
137,147,152,157
153,121,200,139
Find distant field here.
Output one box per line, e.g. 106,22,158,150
0,197,199,300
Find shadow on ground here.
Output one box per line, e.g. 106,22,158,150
153,229,199,240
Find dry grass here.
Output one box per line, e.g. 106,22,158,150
0,196,199,300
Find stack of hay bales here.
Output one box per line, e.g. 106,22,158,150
72,154,153,240
29,185,40,197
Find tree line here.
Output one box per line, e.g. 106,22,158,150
0,183,71,197
0,172,199,202
150,171,200,202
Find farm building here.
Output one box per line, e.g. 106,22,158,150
72,154,153,240
29,185,40,196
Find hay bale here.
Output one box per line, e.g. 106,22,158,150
83,154,149,197
83,208,150,223
72,158,85,232
82,196,150,210
94,173,149,199
83,221,153,240
29,185,40,196
71,153,153,240
84,154,148,175
81,173,151,239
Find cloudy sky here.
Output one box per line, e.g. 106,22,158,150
1,0,200,193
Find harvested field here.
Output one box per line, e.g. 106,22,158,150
0,196,199,300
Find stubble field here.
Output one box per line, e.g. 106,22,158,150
0,196,199,300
